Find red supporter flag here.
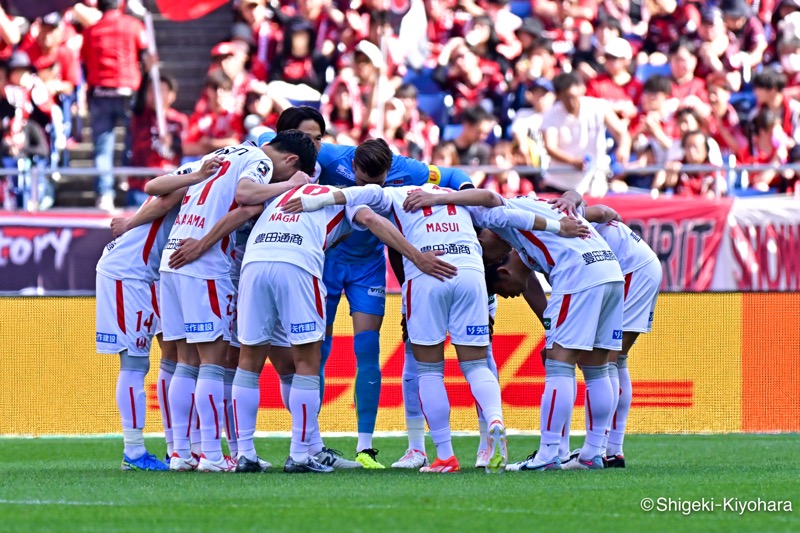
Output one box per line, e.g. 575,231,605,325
1,0,78,19
154,0,228,21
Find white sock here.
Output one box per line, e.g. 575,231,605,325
190,404,202,457
558,377,578,459
460,360,503,426
117,369,147,458
418,362,453,460
223,368,237,457
581,365,614,461
232,368,260,461
603,362,620,455
195,364,226,463
157,360,176,456
608,355,631,456
289,375,321,463
357,433,373,452
407,417,426,453
477,418,488,453
167,364,197,458
537,360,576,463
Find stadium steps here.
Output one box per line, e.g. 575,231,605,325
55,3,232,207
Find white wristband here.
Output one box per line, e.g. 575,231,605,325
301,192,335,211
545,218,561,234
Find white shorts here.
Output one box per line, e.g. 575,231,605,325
96,273,158,356
152,280,163,336
403,269,490,347
159,271,234,344
237,261,325,347
622,259,661,334
544,281,624,351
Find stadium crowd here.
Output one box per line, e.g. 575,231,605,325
2,0,800,210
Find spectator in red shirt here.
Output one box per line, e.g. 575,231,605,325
182,70,244,159
585,37,641,121
368,98,423,159
81,0,152,210
445,105,496,184
128,73,188,206
322,76,365,144
720,0,768,74
194,42,254,115
751,68,800,144
268,17,331,93
669,38,709,108
642,0,701,57
662,130,724,198
235,0,280,81
747,107,792,191
705,74,749,161
629,75,676,175
692,7,740,91
572,14,624,81
779,37,800,100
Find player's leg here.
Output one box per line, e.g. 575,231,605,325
232,263,278,473
407,276,456,473
391,333,429,469
450,270,506,473
274,263,332,473
563,281,625,470
168,339,200,470
190,276,235,472
320,258,345,401
557,375,578,463
224,346,239,460
156,335,177,458
608,260,660,466
474,341,501,469
345,258,387,465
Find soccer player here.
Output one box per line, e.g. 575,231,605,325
96,157,224,470
402,187,624,470
233,182,457,473
284,183,587,472
313,139,475,467
561,195,662,468
147,131,317,472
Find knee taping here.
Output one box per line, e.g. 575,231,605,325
581,364,609,381
544,360,576,377
198,364,226,381
417,361,445,375
174,363,199,379
608,362,619,380
120,352,150,373
160,359,177,373
233,368,261,389
459,358,488,377
293,375,320,390
617,354,629,369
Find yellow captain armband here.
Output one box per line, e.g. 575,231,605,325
427,165,442,185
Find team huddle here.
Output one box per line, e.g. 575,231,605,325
96,106,661,474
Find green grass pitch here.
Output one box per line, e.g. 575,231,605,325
0,435,797,532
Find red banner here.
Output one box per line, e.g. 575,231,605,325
154,0,228,21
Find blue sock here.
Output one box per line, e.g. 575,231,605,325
354,330,381,435
319,333,334,403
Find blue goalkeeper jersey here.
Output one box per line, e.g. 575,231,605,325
316,143,474,264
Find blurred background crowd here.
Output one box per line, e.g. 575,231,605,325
2,0,800,211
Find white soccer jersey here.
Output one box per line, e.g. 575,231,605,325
97,202,180,284
160,143,274,280
342,184,537,281
493,195,624,294
578,208,658,275
242,184,366,279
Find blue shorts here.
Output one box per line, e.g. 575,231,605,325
323,256,386,325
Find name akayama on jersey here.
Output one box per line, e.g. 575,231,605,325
174,212,206,229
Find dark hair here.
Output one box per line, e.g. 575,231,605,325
753,68,787,92
98,0,120,12
268,129,318,175
752,107,780,134
158,73,178,93
276,106,326,134
668,37,697,56
532,38,555,55
204,69,233,91
461,105,494,125
354,139,393,178
676,107,701,125
552,72,583,94
642,74,672,95
680,129,706,149
394,83,419,99
594,12,622,33
484,253,510,293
